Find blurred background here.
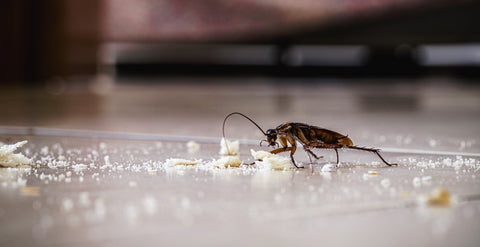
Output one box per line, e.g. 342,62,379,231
0,0,479,146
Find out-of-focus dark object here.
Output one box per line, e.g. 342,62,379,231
0,0,101,84
104,0,480,44
1,0,480,83
105,0,480,78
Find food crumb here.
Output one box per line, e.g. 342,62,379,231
368,170,378,175
165,158,198,167
321,164,336,172
252,153,293,171
219,138,239,156
210,156,242,168
250,149,275,160
426,187,452,207
129,181,137,187
187,141,200,154
0,141,31,167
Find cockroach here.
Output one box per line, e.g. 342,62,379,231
222,112,397,168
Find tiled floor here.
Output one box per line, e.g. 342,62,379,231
1,77,479,246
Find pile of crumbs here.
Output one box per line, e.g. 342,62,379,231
250,149,293,171
0,140,31,167
165,139,293,170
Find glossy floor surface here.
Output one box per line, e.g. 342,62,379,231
1,77,479,246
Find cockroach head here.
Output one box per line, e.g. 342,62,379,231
266,129,277,146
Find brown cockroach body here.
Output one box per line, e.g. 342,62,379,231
223,112,397,168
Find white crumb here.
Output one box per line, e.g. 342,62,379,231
250,149,293,170
255,156,293,171
321,164,336,172
187,141,200,154
165,158,198,167
0,140,31,167
219,138,239,156
250,149,275,160
210,156,242,168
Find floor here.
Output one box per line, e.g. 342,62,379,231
1,76,479,246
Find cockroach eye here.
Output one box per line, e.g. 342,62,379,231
266,129,276,135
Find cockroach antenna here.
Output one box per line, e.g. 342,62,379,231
222,112,266,154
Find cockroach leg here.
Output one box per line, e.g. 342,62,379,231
346,146,398,166
303,145,323,160
334,148,339,164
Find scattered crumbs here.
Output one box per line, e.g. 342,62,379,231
129,181,137,187
73,164,88,172
165,158,198,167
0,141,31,167
443,158,452,166
219,138,239,156
187,141,200,154
65,177,72,183
426,187,452,207
102,156,112,169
